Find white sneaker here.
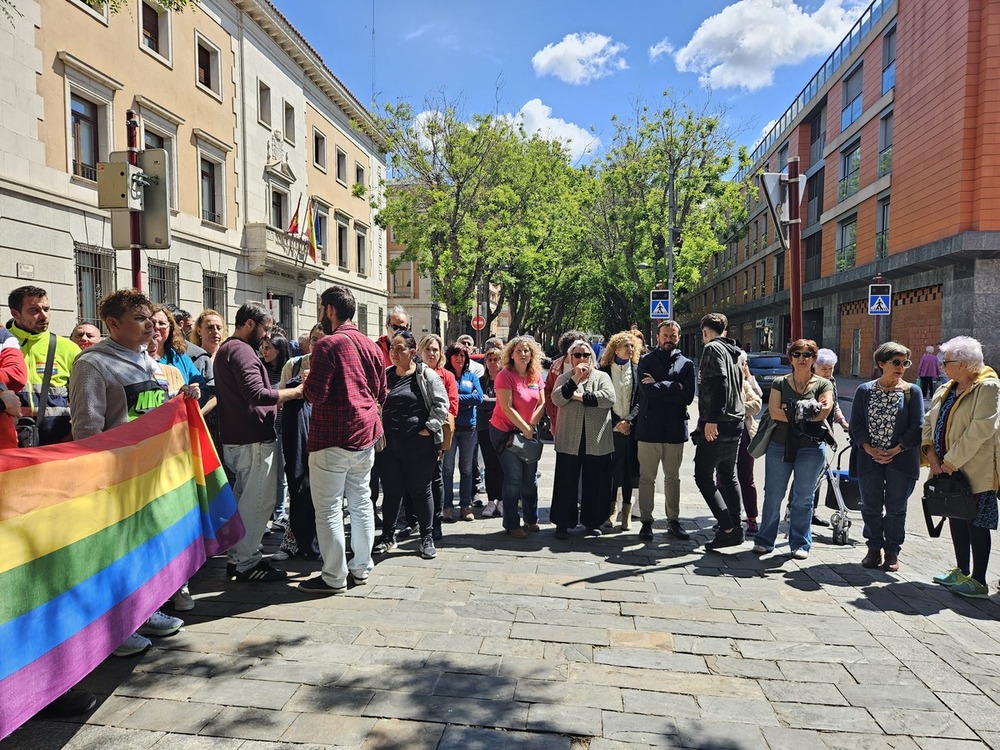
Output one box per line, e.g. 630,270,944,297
113,632,152,657
482,500,498,518
791,548,809,560
137,610,184,637
172,585,195,612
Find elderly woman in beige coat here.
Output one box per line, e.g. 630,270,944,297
922,336,1000,598
550,339,617,539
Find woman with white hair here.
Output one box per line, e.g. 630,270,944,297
551,339,616,538
922,336,1000,598
849,342,924,572
812,347,850,527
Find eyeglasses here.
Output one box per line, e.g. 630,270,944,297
572,352,592,359
942,360,960,366
389,324,408,333
885,358,912,368
789,351,815,359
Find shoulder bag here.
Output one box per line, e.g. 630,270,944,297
507,431,544,464
747,411,776,459
16,333,56,448
921,470,978,537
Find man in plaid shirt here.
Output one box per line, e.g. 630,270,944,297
299,285,386,594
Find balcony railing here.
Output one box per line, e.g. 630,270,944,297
245,222,325,282
838,172,860,201
809,136,825,165
875,230,889,259
201,209,221,224
878,145,893,177
73,161,97,181
836,241,857,272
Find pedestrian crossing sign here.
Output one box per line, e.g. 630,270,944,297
868,283,891,316
650,290,671,319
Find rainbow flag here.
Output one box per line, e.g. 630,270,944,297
0,397,244,739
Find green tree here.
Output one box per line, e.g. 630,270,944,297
583,94,750,335
374,95,586,343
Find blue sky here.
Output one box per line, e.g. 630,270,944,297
271,0,871,162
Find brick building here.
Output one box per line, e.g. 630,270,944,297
679,0,1000,375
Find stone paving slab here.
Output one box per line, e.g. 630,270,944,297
6,408,1000,749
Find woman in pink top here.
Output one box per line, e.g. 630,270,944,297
489,336,546,537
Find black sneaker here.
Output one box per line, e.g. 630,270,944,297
667,520,691,541
233,560,287,582
298,576,347,595
811,515,830,527
226,563,236,579
372,535,396,555
705,527,745,551
36,689,97,719
639,521,654,541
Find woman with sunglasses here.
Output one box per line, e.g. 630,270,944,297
849,343,924,572
372,330,449,560
550,340,616,538
753,339,834,559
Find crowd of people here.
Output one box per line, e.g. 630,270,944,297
5,283,1000,719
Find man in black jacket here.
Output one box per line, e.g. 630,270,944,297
634,320,695,541
696,312,746,550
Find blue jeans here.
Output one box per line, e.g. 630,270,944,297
443,428,478,509
498,447,539,530
859,465,916,555
755,440,825,552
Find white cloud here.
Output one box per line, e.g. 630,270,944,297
512,99,598,160
404,23,434,42
648,38,674,63
531,32,628,85
754,119,779,148
674,0,868,91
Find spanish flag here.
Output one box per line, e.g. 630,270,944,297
287,194,302,235
0,398,243,738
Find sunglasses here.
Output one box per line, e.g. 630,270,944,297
572,352,592,359
884,358,912,368
789,351,815,359
389,324,408,332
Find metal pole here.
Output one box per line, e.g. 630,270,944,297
126,109,142,290
667,169,676,321
872,271,883,377
787,157,802,341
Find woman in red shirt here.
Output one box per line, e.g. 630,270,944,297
489,336,546,538
418,334,458,539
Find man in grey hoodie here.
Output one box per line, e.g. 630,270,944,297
68,287,200,658
695,312,746,551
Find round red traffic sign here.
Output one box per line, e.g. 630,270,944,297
471,315,486,331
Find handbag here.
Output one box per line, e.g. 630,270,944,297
336,331,385,452
16,333,57,448
507,432,544,464
441,412,455,452
921,470,978,537
747,411,776,459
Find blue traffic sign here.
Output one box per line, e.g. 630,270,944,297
868,283,892,316
650,290,671,319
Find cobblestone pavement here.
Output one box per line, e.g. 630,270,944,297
5,415,1000,749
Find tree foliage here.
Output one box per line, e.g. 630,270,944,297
374,95,586,343
581,94,751,336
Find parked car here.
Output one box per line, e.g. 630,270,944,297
747,351,792,392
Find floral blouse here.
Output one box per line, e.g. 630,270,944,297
866,386,902,450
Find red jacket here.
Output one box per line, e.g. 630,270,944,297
0,330,29,449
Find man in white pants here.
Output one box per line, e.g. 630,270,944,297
299,286,386,594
